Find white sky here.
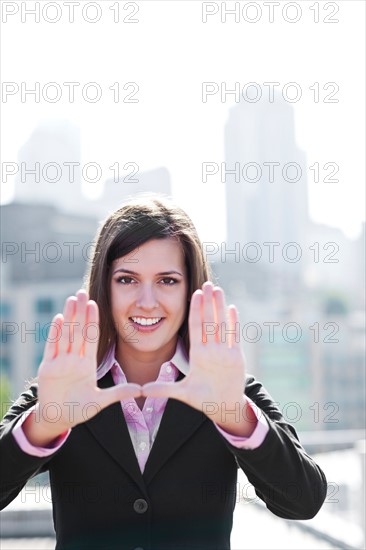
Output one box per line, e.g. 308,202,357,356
1,0,365,241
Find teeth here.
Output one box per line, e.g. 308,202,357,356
131,317,162,326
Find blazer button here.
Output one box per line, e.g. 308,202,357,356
133,498,148,514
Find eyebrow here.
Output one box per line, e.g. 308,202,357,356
112,268,183,276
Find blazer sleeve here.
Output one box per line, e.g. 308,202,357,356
216,374,328,520
0,381,57,510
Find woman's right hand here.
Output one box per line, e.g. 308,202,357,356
23,289,142,445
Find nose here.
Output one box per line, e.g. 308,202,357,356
136,283,159,310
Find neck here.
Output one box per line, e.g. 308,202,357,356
115,338,178,385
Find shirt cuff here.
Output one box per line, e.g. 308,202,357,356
213,397,269,449
12,404,71,457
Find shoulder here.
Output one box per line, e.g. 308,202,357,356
1,378,39,427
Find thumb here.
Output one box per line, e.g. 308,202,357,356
142,381,187,402
97,383,142,410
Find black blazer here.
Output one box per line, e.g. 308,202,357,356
0,372,327,550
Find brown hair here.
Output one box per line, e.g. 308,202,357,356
84,193,213,365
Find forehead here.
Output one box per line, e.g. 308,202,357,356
111,238,186,271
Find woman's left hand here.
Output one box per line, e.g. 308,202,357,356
142,282,257,436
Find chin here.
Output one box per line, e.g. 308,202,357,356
130,338,165,351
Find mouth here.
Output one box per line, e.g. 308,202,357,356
128,316,165,332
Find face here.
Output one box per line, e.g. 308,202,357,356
110,238,188,360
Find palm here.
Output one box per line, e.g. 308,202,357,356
186,342,245,405
142,282,246,416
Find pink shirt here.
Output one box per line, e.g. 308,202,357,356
12,337,269,471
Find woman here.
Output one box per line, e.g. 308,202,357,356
0,194,327,550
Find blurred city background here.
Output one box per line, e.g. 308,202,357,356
1,1,365,548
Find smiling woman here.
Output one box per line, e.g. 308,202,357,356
86,194,210,369
0,193,328,550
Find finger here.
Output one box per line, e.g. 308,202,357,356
188,290,203,347
97,383,142,410
58,296,76,354
202,282,216,343
83,300,99,360
227,304,240,349
213,286,226,344
142,381,187,402
43,314,63,361
72,289,89,353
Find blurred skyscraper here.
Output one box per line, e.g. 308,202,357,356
14,120,84,213
214,94,309,303
225,93,309,246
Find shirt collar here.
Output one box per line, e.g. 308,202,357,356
96,335,190,381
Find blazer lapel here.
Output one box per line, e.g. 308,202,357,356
143,372,208,484
85,371,147,496
85,370,207,489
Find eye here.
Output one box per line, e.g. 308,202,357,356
116,276,136,284
160,277,178,285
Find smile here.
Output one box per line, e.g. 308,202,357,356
130,317,163,326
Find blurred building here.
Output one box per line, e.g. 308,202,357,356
311,310,365,431
224,94,309,301
225,94,309,244
14,120,85,214
0,203,97,397
304,221,365,310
